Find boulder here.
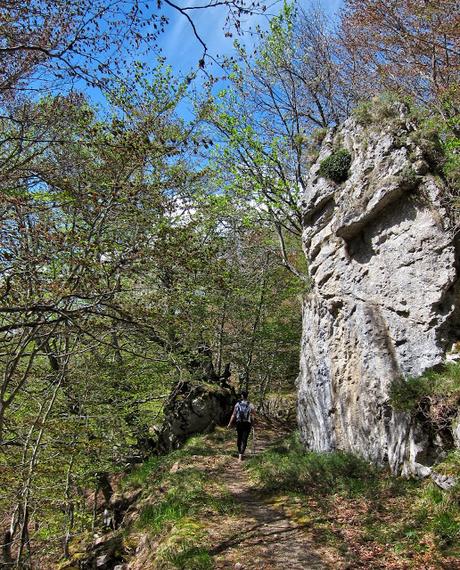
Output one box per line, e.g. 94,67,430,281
157,381,235,451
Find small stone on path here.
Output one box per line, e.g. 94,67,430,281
169,461,180,473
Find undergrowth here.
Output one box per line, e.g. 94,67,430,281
248,432,378,498
138,468,236,533
353,92,460,213
247,432,460,564
390,361,460,413
154,519,214,570
119,427,460,568
390,363,460,447
121,429,237,569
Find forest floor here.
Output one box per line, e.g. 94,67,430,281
89,424,460,570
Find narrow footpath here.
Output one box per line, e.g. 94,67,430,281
202,427,345,569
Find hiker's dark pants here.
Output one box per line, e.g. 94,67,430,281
236,421,252,454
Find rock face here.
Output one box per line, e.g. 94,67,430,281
298,108,460,476
157,381,235,451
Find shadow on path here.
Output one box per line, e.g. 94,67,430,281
208,427,335,570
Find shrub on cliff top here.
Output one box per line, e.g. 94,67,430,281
318,149,352,183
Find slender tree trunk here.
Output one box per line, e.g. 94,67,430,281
63,455,75,559
216,293,228,378
242,253,270,393
16,344,68,567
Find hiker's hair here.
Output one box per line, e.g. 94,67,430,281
241,391,248,400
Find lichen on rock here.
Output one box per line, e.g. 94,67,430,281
297,109,460,476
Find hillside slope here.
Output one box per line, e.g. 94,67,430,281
63,426,460,569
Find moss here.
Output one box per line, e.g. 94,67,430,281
155,518,213,569
433,451,460,478
318,149,352,183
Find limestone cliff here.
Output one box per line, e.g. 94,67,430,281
297,106,460,476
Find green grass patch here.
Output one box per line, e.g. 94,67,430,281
172,435,224,458
247,432,378,498
121,455,163,489
155,518,214,569
122,428,235,491
125,430,238,568
390,361,460,413
434,450,460,477
139,467,236,533
246,432,460,561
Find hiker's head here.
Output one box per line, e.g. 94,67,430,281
240,391,248,400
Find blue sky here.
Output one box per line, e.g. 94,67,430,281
147,0,342,120
159,0,343,78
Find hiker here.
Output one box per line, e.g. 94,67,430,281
227,391,255,461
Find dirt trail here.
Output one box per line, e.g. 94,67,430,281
204,427,344,570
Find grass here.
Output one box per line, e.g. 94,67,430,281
120,428,237,569
352,92,408,126
138,468,236,533
390,361,460,413
121,427,459,568
352,90,460,210
122,430,234,491
247,432,380,498
155,519,214,570
435,450,460,477
246,432,460,566
122,455,163,489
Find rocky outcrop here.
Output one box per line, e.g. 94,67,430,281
298,107,460,476
156,381,235,451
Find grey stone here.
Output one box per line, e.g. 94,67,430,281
157,381,234,452
96,554,110,567
431,472,457,490
453,413,460,448
298,115,460,475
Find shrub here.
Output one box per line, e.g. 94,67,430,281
390,361,460,414
318,149,352,183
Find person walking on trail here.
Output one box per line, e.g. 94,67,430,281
227,391,255,461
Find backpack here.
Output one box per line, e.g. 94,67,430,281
236,400,251,423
